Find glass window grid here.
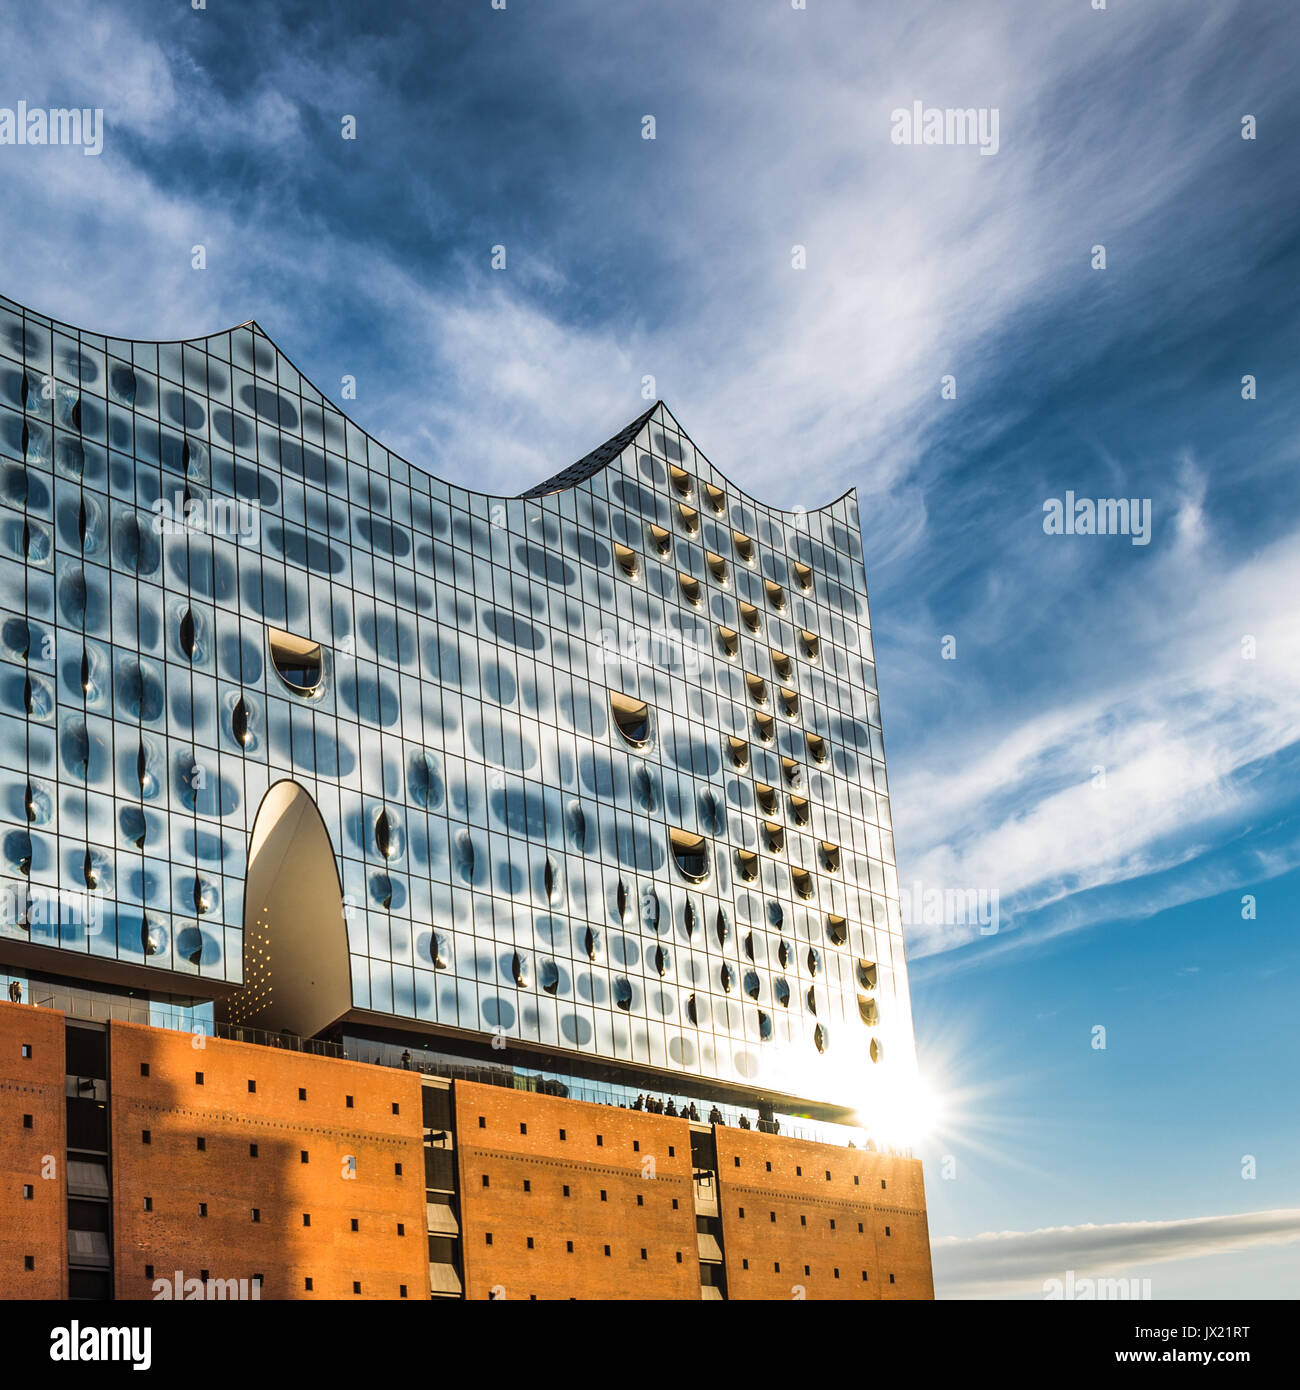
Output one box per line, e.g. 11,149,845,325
0,295,910,1107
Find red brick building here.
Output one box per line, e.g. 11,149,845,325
0,1000,933,1301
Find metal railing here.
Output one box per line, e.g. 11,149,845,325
13,980,906,1156
344,1037,901,1152
28,988,343,1058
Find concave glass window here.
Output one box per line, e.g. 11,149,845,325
827,914,848,946
679,573,702,606
610,693,652,747
789,795,810,825
669,464,693,498
718,626,739,659
375,809,396,859
755,783,777,814
793,561,813,591
771,650,792,681
732,530,755,563
806,734,828,764
715,907,730,947
704,482,726,513
269,628,323,694
780,688,799,717
179,608,197,660
647,523,671,556
232,697,252,746
792,868,814,899
431,931,450,969
746,674,768,706
765,580,786,611
858,996,879,1026
706,551,728,584
754,712,775,743
763,821,784,853
856,959,877,990
739,602,760,633
728,736,749,770
800,629,819,660
141,914,166,957
678,502,700,535
565,801,587,851
820,841,840,872
669,828,710,883
735,850,759,882
614,544,639,578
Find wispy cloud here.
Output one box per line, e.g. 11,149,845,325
3,0,1298,966
934,1208,1300,1298
3,0,1288,501
895,463,1300,960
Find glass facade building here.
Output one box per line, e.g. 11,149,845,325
0,294,916,1123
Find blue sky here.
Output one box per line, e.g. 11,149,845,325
4,0,1298,1296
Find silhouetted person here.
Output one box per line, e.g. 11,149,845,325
708,1105,723,1126
739,1114,751,1130
633,1094,644,1111
688,1102,700,1121
401,1049,411,1070
8,979,21,1003
665,1098,678,1117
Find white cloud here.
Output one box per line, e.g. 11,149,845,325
1,0,1270,504
3,0,1295,962
934,1208,1300,1299
894,467,1300,959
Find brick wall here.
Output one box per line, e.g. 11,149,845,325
3,1008,935,1301
454,1079,702,1301
108,1022,429,1301
0,1000,68,1299
713,1127,934,1300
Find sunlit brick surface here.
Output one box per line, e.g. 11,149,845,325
108,1021,428,1300
454,1079,701,1301
713,1126,933,1300
0,1000,67,1298
2,1013,933,1299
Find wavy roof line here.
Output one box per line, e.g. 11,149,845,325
518,401,661,499
0,292,858,518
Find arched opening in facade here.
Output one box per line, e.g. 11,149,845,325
222,779,351,1039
